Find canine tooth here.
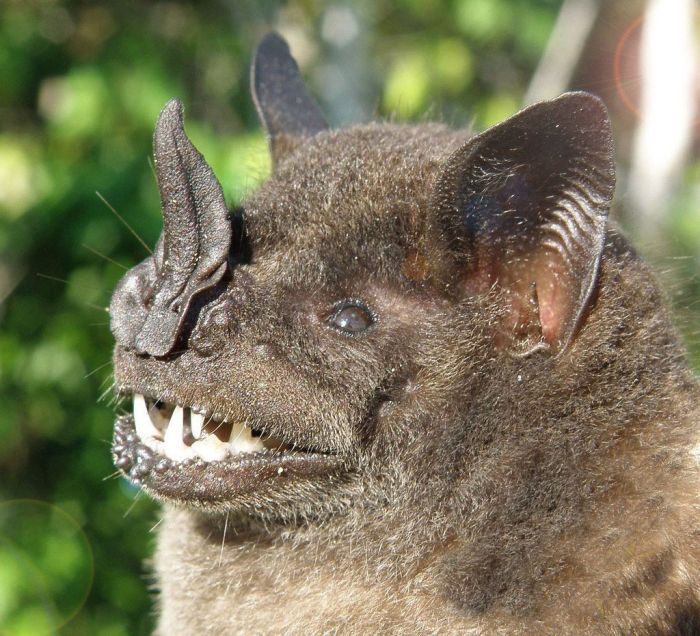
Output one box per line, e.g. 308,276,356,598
191,434,229,461
164,406,193,461
190,412,205,439
134,394,161,441
229,422,265,454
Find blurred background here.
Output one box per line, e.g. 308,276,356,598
0,0,698,633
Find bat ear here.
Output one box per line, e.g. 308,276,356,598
434,92,615,354
251,32,328,167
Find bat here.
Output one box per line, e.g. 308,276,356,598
110,33,700,634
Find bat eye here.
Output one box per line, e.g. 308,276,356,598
328,301,374,334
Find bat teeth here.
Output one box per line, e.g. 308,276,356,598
190,411,205,439
133,394,163,443
190,434,229,462
129,395,278,464
228,422,265,455
163,406,194,461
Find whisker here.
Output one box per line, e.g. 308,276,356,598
112,394,127,409
96,191,153,255
99,383,115,403
123,488,144,518
37,273,108,306
82,243,129,270
85,360,113,379
102,470,122,481
37,274,110,310
98,373,114,391
147,155,158,183
218,512,229,567
84,303,109,312
36,272,72,285
150,516,164,534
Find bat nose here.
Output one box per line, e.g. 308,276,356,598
109,99,232,358
109,257,158,352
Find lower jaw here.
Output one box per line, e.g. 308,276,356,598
112,415,346,508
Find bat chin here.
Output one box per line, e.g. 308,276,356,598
112,393,345,509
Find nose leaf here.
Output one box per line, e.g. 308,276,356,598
110,98,232,357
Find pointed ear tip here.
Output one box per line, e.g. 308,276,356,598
260,31,287,46
163,97,183,113
154,98,188,154
157,98,184,128
255,32,291,61
558,91,611,122
252,33,292,94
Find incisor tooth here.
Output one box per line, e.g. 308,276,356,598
164,406,193,461
190,412,205,439
229,422,265,454
134,394,162,441
191,434,229,462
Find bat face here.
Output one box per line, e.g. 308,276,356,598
109,85,610,509
109,125,444,512
110,104,489,518
108,33,700,633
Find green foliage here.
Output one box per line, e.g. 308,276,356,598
1,1,698,634
0,3,273,633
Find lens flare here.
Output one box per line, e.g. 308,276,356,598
0,500,94,634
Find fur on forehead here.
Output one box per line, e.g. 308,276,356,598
243,123,468,274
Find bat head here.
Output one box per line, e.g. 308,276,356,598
110,33,615,522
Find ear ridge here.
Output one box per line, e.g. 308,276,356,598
435,92,615,353
251,32,328,165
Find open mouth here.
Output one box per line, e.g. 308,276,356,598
112,394,344,505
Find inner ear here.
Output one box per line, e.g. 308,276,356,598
434,92,615,354
251,32,328,166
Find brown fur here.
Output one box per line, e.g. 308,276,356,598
110,36,700,635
